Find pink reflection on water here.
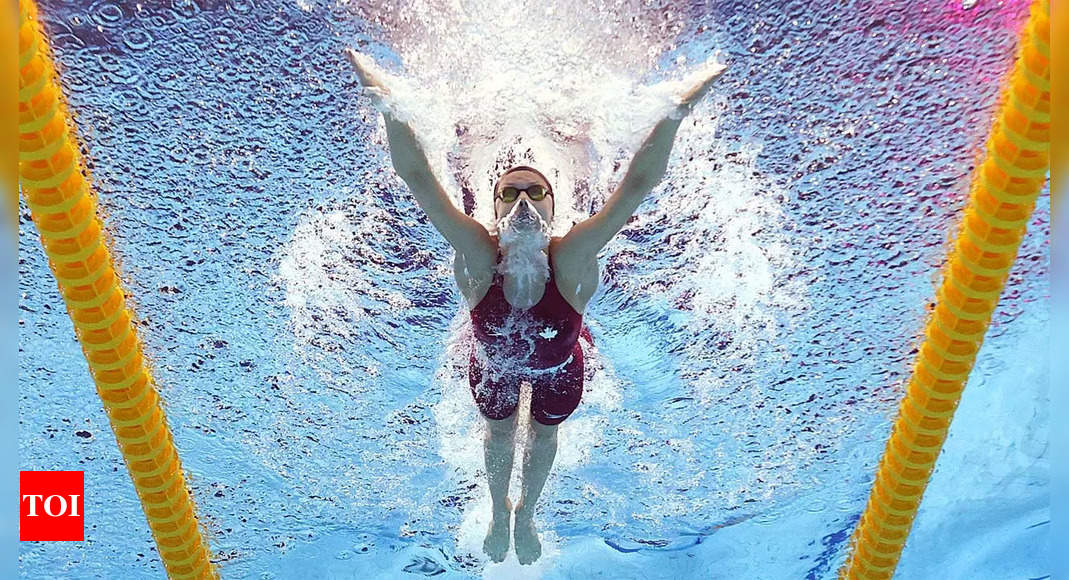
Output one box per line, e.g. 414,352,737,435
899,0,1031,30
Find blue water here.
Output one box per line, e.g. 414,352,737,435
18,0,1049,578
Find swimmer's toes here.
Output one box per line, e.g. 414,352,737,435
483,516,510,563
514,517,542,565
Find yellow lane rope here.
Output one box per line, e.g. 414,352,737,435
17,1,219,577
840,1,1050,578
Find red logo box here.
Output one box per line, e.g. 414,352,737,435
20,471,84,541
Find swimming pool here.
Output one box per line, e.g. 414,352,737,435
18,0,1049,577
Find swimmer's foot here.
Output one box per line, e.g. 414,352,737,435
483,498,511,563
513,501,542,565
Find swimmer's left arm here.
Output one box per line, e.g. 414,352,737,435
560,58,728,260
560,117,685,260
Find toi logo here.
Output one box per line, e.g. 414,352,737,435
20,471,84,541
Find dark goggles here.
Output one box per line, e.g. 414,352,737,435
496,184,551,203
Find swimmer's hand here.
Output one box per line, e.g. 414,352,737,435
345,48,391,104
673,53,728,117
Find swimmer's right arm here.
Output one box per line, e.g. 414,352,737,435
381,115,494,254
346,49,493,257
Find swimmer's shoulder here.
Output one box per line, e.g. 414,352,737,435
550,236,595,272
550,236,599,313
455,235,500,307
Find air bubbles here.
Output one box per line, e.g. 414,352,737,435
804,497,827,512
171,40,201,66
191,146,213,166
262,13,288,34
753,509,780,525
95,53,119,71
113,87,152,122
172,0,201,19
283,29,310,50
213,28,237,49
228,0,254,14
143,9,178,29
836,495,859,513
122,28,154,51
168,144,190,164
155,65,191,91
92,1,123,26
98,54,142,85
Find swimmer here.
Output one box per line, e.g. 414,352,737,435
346,48,726,565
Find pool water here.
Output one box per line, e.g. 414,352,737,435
18,0,1049,577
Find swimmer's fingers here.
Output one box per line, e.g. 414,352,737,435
671,53,729,120
344,48,372,85
346,48,397,112
678,57,728,108
345,48,390,94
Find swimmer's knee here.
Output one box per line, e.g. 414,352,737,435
484,413,517,436
529,418,559,439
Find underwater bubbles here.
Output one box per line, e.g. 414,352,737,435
91,1,123,27
121,28,154,51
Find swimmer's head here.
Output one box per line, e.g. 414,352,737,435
492,166,555,225
496,197,552,286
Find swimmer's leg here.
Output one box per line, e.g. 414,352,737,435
483,413,517,562
514,351,583,564
514,418,557,565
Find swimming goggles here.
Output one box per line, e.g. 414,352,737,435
496,185,552,203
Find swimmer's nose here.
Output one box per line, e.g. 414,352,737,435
515,199,534,215
510,199,538,225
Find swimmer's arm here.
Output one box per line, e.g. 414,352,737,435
383,115,493,256
346,48,492,256
559,118,684,259
560,58,728,260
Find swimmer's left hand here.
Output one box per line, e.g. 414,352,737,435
675,53,729,115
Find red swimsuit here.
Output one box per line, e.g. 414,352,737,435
469,257,592,425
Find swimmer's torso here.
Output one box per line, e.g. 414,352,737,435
454,236,599,316
466,237,593,369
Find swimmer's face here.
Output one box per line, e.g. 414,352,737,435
493,169,554,225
